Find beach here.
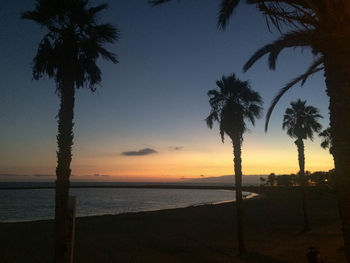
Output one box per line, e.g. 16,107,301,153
0,187,345,262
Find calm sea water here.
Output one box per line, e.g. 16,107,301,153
0,187,254,222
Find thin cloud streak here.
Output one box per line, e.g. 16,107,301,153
93,174,110,177
0,174,54,177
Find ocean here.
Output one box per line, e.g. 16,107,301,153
0,185,255,222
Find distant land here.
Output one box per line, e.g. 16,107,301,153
0,174,267,186
181,175,267,186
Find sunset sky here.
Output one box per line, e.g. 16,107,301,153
0,0,333,182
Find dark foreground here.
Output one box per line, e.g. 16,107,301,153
0,187,345,262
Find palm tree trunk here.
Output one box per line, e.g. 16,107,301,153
324,55,350,262
54,79,75,263
295,138,310,232
232,135,245,256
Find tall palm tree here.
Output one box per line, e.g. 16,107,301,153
319,127,334,156
282,99,322,231
22,1,118,262
206,73,263,255
150,2,350,260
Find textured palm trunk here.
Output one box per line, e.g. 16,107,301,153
324,54,350,262
232,135,245,256
54,79,75,263
294,138,309,232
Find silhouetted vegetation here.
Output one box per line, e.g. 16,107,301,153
230,2,350,258
261,170,335,188
319,128,334,156
2,0,346,261
266,173,276,186
309,170,335,187
22,0,118,262
150,1,350,259
206,73,263,255
282,99,322,231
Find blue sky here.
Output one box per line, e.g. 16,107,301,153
0,0,333,181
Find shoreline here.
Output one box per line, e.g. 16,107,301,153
0,187,345,262
0,184,238,190
0,190,258,224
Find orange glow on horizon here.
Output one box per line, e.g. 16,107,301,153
2,136,334,182
68,143,334,182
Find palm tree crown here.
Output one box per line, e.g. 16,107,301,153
22,0,119,92
206,73,263,142
282,99,322,140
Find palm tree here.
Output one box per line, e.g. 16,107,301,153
22,1,118,262
282,99,322,231
319,127,334,156
260,176,266,186
206,73,263,255
149,1,350,258
267,173,276,186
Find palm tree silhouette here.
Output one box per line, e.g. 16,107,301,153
22,1,118,262
267,173,276,187
149,1,350,258
282,99,322,231
206,73,263,255
319,127,334,156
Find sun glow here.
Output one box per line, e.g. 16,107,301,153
67,139,334,182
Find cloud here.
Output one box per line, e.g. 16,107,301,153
122,148,157,156
169,146,184,151
93,174,110,177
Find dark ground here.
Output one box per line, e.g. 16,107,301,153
0,187,345,262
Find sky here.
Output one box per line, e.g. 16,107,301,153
0,0,333,182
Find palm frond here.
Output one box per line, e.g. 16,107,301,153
88,4,108,16
320,140,329,149
148,0,174,6
217,0,241,30
264,57,324,132
92,24,119,44
32,36,57,80
243,30,313,72
319,127,332,151
206,111,218,129
97,47,118,63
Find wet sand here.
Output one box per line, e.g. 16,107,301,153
0,187,345,262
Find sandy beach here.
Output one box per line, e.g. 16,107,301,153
0,187,345,262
